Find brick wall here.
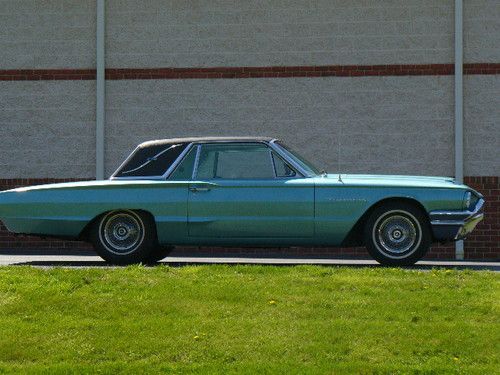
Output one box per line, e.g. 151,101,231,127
0,176,497,260
462,176,499,259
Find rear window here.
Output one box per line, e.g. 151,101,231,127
114,143,188,178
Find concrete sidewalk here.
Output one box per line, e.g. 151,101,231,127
0,250,498,271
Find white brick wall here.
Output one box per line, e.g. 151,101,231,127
106,0,455,67
464,75,500,176
1,75,495,179
105,76,456,177
1,0,498,69
465,0,500,62
0,0,95,69
0,81,95,177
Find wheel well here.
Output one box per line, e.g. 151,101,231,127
341,197,430,247
78,209,156,241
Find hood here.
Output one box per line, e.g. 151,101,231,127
320,174,466,189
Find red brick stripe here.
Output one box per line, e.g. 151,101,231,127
0,69,96,81
1,63,499,81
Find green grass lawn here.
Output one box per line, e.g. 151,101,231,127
0,265,498,374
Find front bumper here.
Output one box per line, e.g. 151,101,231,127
429,198,484,242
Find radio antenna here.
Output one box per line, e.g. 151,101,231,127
337,123,342,183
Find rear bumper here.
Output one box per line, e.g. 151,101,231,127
429,198,484,242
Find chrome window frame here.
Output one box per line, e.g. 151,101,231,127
110,139,311,181
269,150,277,177
191,145,202,180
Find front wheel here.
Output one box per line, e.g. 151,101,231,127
90,210,157,264
364,203,431,266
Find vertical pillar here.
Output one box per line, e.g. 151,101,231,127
96,0,105,180
455,0,464,260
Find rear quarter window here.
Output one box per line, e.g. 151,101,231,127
114,143,188,177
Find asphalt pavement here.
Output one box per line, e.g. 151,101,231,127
0,249,498,270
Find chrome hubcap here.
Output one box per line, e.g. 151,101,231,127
374,211,421,258
101,212,144,255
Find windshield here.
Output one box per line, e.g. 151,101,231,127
275,141,322,176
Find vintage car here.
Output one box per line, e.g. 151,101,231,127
0,137,484,265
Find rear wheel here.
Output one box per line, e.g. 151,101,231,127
364,202,431,266
90,210,157,264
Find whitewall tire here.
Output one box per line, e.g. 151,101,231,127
364,202,431,266
91,210,157,264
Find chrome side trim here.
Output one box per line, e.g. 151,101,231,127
431,220,469,226
108,176,165,181
431,213,484,227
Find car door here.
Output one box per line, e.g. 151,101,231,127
187,142,314,238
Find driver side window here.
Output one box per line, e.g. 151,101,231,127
196,143,275,179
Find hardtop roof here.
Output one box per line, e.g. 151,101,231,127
138,136,275,148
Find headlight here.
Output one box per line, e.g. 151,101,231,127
464,191,472,210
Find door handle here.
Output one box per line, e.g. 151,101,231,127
189,186,211,192
189,182,218,192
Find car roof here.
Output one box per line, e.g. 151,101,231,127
138,136,275,148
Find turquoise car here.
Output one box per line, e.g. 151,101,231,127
0,137,484,265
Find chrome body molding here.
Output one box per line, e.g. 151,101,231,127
429,198,485,241
325,198,368,202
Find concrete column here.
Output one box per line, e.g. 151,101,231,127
455,0,464,260
96,0,105,180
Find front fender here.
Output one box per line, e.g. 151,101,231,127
314,186,466,245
